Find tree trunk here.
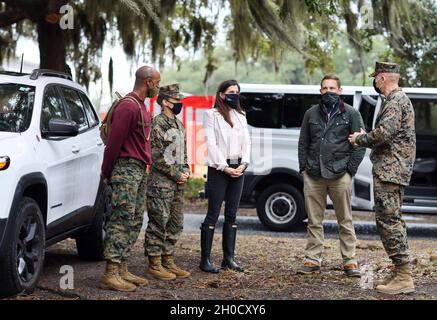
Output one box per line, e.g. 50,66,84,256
37,19,67,72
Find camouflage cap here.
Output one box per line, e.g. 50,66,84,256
369,62,400,77
158,83,185,100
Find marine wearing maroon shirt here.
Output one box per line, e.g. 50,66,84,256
99,66,161,292
101,90,152,181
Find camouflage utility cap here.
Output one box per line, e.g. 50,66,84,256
159,83,185,100
369,62,400,77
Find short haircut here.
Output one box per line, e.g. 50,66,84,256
321,75,341,89
134,66,156,87
157,95,178,106
157,95,165,106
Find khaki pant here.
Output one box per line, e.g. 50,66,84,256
303,172,357,266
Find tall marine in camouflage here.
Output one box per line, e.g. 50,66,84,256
349,62,416,295
99,66,161,292
144,84,191,281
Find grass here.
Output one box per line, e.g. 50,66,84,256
184,177,205,201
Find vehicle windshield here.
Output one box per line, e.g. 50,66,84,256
0,83,35,133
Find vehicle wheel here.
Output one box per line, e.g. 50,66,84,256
76,185,112,261
0,197,45,298
257,184,305,231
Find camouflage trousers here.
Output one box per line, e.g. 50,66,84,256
104,158,147,263
374,177,410,266
144,187,184,257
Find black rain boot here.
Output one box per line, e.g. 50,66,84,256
199,223,219,273
221,223,244,272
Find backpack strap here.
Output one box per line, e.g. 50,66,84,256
105,95,150,142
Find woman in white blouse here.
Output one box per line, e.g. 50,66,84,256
199,80,251,273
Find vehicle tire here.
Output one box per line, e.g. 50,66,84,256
76,185,112,261
256,184,305,231
0,197,45,298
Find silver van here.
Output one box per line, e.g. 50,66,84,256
238,84,437,231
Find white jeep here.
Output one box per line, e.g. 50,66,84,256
0,69,111,298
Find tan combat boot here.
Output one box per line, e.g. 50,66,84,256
376,264,415,295
162,255,191,279
99,261,137,292
120,261,149,286
374,270,396,287
147,256,177,281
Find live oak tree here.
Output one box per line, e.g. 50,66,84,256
0,0,435,88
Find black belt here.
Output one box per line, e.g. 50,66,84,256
226,158,242,168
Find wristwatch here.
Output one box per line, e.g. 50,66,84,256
241,162,249,172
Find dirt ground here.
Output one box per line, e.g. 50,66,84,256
6,233,436,301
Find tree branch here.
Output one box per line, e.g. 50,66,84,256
0,10,27,28
45,0,69,24
46,0,69,13
0,1,67,22
1,0,45,23
1,0,41,8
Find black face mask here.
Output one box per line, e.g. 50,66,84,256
225,93,240,109
170,102,183,115
373,79,382,95
321,92,340,108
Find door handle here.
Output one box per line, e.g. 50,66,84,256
97,140,104,146
72,146,80,154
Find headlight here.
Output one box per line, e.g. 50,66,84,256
0,156,10,170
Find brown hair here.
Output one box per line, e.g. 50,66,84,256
214,80,245,128
320,75,341,88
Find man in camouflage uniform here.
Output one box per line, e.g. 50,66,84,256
144,84,191,281
349,62,416,295
99,66,161,292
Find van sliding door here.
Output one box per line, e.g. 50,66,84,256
352,94,379,211
404,94,437,213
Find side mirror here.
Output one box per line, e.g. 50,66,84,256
43,118,79,138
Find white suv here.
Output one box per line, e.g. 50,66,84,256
0,69,111,298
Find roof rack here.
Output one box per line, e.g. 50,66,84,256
30,69,73,81
0,70,30,77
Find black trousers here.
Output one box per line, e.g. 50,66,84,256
203,160,245,226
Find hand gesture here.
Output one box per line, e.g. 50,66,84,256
224,167,243,178
348,128,366,146
177,173,190,185
235,164,247,173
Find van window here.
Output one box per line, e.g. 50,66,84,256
241,93,283,128
359,95,378,132
241,92,355,129
412,98,437,135
283,94,319,128
342,95,354,106
283,94,354,128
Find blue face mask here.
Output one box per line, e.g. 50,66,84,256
225,93,240,109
